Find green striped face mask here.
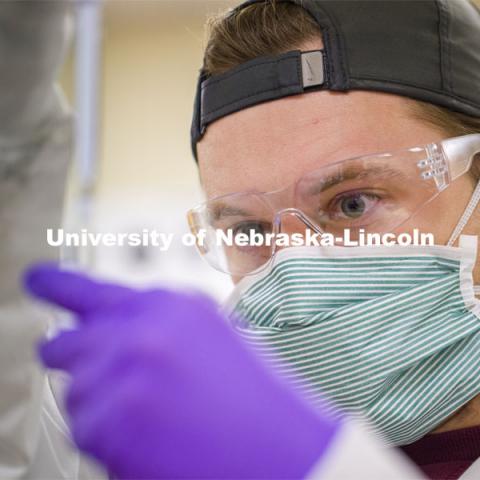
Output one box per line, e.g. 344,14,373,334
225,234,480,446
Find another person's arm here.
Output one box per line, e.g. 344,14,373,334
0,2,96,478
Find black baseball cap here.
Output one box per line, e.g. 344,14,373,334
191,0,480,162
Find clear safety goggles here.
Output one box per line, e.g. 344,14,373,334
187,134,480,276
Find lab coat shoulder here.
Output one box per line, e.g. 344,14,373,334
307,422,426,479
459,457,480,479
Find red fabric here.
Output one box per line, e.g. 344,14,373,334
399,426,480,480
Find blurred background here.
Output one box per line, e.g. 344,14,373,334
60,1,238,301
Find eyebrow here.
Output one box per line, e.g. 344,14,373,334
210,204,255,222
306,166,408,195
209,166,408,221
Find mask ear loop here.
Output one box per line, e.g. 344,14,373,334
447,179,480,247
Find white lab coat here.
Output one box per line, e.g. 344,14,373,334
0,3,477,480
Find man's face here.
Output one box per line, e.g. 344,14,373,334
197,87,479,282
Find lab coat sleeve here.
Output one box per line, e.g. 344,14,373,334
0,2,104,478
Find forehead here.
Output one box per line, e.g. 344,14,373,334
197,90,444,200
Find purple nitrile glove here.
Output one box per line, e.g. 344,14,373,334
24,264,340,480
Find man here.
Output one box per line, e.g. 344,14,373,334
189,2,480,476
22,0,480,479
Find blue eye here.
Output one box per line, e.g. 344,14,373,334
341,194,367,218
332,192,380,220
232,221,270,237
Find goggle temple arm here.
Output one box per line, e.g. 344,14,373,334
442,134,480,182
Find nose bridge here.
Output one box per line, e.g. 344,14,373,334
264,185,319,234
274,208,323,236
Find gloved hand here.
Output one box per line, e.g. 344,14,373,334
23,264,340,479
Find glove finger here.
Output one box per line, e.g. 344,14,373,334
68,372,155,479
65,334,127,414
24,263,134,317
39,329,95,371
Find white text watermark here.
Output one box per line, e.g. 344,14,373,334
47,228,435,250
